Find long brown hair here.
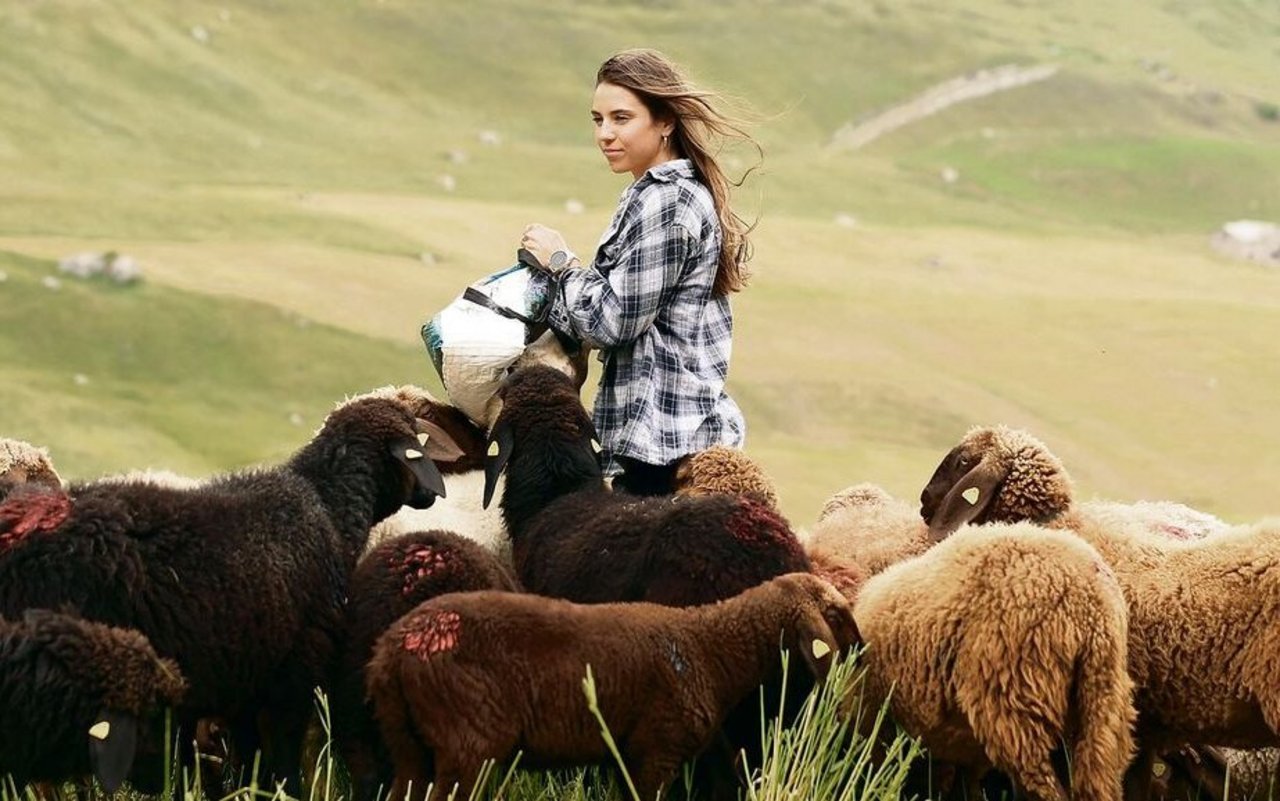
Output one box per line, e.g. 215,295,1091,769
596,49,760,296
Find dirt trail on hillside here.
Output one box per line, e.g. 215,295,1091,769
831,64,1059,150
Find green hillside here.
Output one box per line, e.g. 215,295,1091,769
1,0,1279,523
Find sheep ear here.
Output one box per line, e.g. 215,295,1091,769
414,418,466,463
88,709,139,793
482,420,515,509
391,437,447,499
927,456,1003,540
793,612,841,684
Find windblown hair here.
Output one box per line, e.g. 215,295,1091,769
597,48,759,295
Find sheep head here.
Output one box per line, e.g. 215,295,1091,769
321,387,471,508
12,610,188,794
920,425,1074,540
481,366,601,509
775,573,861,683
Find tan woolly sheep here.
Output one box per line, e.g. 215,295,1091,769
851,522,1136,801
921,425,1280,801
807,483,931,578
672,445,780,510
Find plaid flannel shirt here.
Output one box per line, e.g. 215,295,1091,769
545,159,745,475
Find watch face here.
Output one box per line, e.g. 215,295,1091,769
548,251,568,270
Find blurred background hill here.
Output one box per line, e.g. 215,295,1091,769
2,0,1278,523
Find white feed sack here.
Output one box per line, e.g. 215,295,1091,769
422,265,556,425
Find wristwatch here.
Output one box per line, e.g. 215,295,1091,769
547,250,577,272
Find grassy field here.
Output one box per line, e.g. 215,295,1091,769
2,0,1279,525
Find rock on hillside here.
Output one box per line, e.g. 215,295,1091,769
1210,221,1280,267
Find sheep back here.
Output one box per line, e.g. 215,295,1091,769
673,445,780,509
515,490,809,607
852,523,1134,800
808,483,930,577
334,529,519,797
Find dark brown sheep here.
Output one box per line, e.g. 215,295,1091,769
366,572,858,801
0,609,187,793
332,529,520,801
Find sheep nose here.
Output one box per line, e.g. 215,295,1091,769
919,489,937,522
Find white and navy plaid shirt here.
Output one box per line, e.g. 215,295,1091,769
544,159,746,475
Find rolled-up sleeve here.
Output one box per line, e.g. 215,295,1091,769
547,187,691,349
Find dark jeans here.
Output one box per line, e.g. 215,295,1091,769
612,456,677,497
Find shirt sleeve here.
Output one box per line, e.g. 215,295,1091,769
546,186,692,349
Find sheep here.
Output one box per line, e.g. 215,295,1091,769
0,437,62,501
0,385,469,792
920,425,1280,800
807,482,932,578
365,471,512,565
672,445,780,510
918,425,1228,542
480,366,815,788
481,366,810,607
0,608,187,793
366,572,858,801
849,522,1136,801
363,339,579,564
332,529,519,801
805,484,1135,799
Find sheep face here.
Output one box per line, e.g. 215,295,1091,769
481,366,601,509
920,426,1074,539
321,392,470,509
776,573,861,681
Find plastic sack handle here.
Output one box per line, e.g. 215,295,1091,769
460,285,544,326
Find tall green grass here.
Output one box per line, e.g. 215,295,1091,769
0,651,920,801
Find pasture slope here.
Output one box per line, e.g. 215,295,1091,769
1,0,1278,523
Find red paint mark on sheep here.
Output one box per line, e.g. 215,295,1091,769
725,501,802,556
402,611,462,659
392,545,454,597
0,490,71,552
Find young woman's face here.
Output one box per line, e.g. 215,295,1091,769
591,81,673,180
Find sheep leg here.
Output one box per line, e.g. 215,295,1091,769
1120,748,1156,801
966,713,1065,801
428,758,482,801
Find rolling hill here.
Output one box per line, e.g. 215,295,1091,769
1,0,1279,522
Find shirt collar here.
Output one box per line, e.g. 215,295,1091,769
642,158,696,184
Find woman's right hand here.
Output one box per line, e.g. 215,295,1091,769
520,223,577,272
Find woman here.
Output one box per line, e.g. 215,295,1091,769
520,48,758,496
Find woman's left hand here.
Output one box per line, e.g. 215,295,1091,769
520,223,570,270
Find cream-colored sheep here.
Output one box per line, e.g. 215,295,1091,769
851,522,1135,801
921,425,1280,800
807,483,931,577
365,471,512,565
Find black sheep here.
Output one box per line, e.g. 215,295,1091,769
0,609,187,793
331,529,519,801
480,366,813,790
0,386,467,792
